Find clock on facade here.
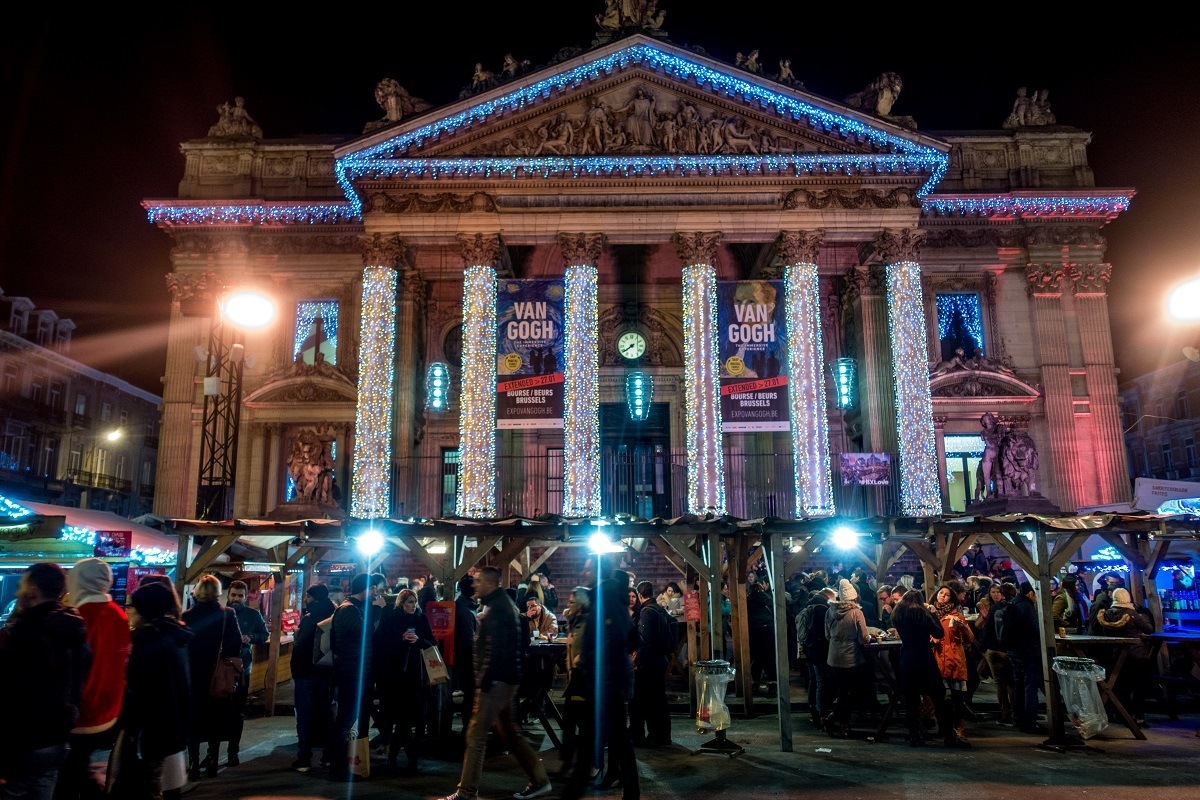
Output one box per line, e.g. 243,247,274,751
617,330,646,360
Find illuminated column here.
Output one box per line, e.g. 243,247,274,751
351,233,402,519
1070,263,1130,504
455,233,501,518
1027,264,1084,510
879,230,942,517
559,233,604,517
780,231,835,517
675,232,725,515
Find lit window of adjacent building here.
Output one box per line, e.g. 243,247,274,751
119,409,128,426
1,421,27,470
9,309,27,334
48,381,63,409
68,448,81,473
1177,390,1190,419
935,292,985,361
141,460,153,486
75,394,88,416
36,317,52,346
294,300,339,365
39,439,58,478
94,447,108,475
30,373,45,404
115,454,126,480
1161,441,1173,472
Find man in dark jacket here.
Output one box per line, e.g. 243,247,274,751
1004,581,1045,734
631,581,672,746
0,562,90,800
291,584,336,772
330,573,374,780
454,574,478,733
441,566,549,800
799,587,835,724
225,580,268,766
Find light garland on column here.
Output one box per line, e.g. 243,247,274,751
351,266,397,519
886,260,943,517
784,261,834,517
681,261,726,515
562,264,600,517
456,265,498,518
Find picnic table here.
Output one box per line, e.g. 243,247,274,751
864,638,904,740
1054,634,1145,740
1145,630,1200,737
526,640,568,748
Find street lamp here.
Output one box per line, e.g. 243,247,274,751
1168,277,1200,322
105,429,123,442
196,289,275,520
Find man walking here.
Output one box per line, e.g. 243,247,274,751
630,581,672,746
226,580,268,766
330,573,375,781
454,573,478,733
0,563,90,800
440,566,551,800
1004,581,1045,734
290,584,336,772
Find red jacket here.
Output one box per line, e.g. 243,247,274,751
74,601,131,732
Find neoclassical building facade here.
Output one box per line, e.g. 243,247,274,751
146,28,1132,523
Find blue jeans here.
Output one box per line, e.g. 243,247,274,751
333,671,372,770
806,660,833,719
2,743,68,800
294,676,333,760
1008,652,1042,731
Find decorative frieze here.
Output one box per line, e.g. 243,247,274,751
363,191,497,214
782,187,917,210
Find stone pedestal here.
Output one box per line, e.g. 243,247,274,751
265,502,346,522
965,493,1061,516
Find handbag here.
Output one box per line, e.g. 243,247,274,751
421,644,450,686
209,610,245,699
347,727,371,779
105,729,143,796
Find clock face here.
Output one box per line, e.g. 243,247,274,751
617,331,646,360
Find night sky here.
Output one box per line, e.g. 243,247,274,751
2,5,1198,395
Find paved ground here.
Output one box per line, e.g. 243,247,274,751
178,683,1200,800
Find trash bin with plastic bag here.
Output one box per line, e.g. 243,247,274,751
691,659,743,756
1052,656,1109,739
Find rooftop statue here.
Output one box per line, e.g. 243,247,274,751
844,72,903,117
207,96,262,139
1004,87,1056,128
595,0,667,42
364,79,430,132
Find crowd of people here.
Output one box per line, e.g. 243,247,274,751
0,544,1167,800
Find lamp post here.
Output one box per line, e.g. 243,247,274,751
195,290,275,520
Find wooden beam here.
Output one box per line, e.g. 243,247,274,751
1048,533,1091,576
988,532,1037,577
262,544,288,717
284,545,315,571
902,538,939,570
650,537,689,575
184,535,239,584
784,531,826,576
526,545,560,578
396,534,445,577
453,535,503,581
656,536,710,577
727,537,753,715
767,532,793,752
1145,539,1171,574
1098,532,1146,568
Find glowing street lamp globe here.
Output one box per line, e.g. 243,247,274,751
223,291,276,329
1168,277,1200,321
832,525,859,550
356,528,384,557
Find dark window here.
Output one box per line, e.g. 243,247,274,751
935,292,985,361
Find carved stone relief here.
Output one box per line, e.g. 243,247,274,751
782,187,918,210
1068,262,1112,295
361,233,408,269
875,229,925,264
1025,264,1067,296
674,232,721,266
165,271,220,303
250,234,363,256
363,192,497,214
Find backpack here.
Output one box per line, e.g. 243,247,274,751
659,605,679,657
313,614,335,670
992,601,1012,650
797,603,826,650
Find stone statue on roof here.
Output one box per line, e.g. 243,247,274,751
364,79,431,133
208,97,262,139
1004,87,1056,128
844,72,903,117
595,0,667,42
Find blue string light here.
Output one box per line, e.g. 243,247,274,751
145,202,359,226
922,194,1132,218
935,293,984,355
294,300,339,364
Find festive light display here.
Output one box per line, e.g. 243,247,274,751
56,524,174,564
0,494,34,518
351,266,397,519
681,264,726,514
294,300,339,364
456,266,498,518
336,42,948,211
425,362,450,413
922,194,1132,219
145,202,359,227
935,293,985,355
943,434,985,455
784,261,834,517
831,358,857,410
886,260,943,517
625,371,654,422
563,264,601,517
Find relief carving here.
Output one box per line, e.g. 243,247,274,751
558,232,607,266
1068,262,1112,295
363,191,497,214
1025,263,1066,296
783,187,918,210
456,233,503,267
251,234,363,256
777,230,824,265
674,232,722,266
875,229,925,264
165,271,220,303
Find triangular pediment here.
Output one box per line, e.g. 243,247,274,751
244,360,357,407
334,35,948,202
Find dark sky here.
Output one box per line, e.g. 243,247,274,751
3,5,1199,395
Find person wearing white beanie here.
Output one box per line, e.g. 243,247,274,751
822,577,870,738
1089,586,1153,725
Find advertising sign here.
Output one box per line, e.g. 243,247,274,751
840,453,892,486
110,564,129,608
718,280,789,431
425,600,457,666
94,530,132,559
683,590,702,622
1132,477,1200,512
496,279,566,429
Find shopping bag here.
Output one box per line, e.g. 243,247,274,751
422,644,450,686
105,730,144,796
347,730,371,779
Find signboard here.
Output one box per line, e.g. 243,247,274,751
126,566,161,604
683,590,702,622
110,564,129,608
425,600,457,666
281,609,301,634
496,279,565,429
94,530,132,559
718,280,789,431
1132,477,1200,512
840,453,892,486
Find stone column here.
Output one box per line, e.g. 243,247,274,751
351,234,403,519
394,267,426,517
879,230,942,517
1071,263,1130,504
845,265,896,456
265,424,282,512
559,233,605,517
456,233,501,518
246,422,265,517
779,231,835,517
675,232,726,514
1027,264,1084,511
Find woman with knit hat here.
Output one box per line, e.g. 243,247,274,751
823,578,870,738
56,558,131,800
1089,587,1154,725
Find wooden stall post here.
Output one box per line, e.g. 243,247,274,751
705,533,724,662
262,543,288,716
727,537,754,716
1031,527,1066,742
766,530,793,751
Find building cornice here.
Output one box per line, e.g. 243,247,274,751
921,191,1133,220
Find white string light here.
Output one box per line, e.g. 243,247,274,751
682,263,725,514
351,266,396,519
784,261,834,517
562,264,600,517
456,265,498,518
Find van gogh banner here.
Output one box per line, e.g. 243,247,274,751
496,279,565,429
718,280,789,431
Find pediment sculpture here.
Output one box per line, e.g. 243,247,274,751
364,79,431,133
594,0,667,43
207,97,262,139
1003,87,1056,129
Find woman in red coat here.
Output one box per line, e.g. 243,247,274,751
931,584,975,740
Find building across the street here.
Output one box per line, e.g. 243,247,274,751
0,289,162,516
1120,355,1200,483
145,8,1134,524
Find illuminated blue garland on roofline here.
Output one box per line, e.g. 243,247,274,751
335,42,949,214
922,194,1132,218
145,202,359,227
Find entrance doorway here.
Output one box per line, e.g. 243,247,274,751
944,433,985,512
600,402,673,518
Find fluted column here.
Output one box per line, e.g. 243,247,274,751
1070,263,1130,503
846,266,896,458
779,231,834,517
265,424,283,511
394,268,426,517
559,233,604,517
246,422,265,517
351,233,402,519
1027,264,1084,510
676,232,725,514
879,230,942,517
456,233,501,518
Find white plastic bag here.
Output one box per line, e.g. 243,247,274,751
1052,657,1109,739
694,660,735,731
